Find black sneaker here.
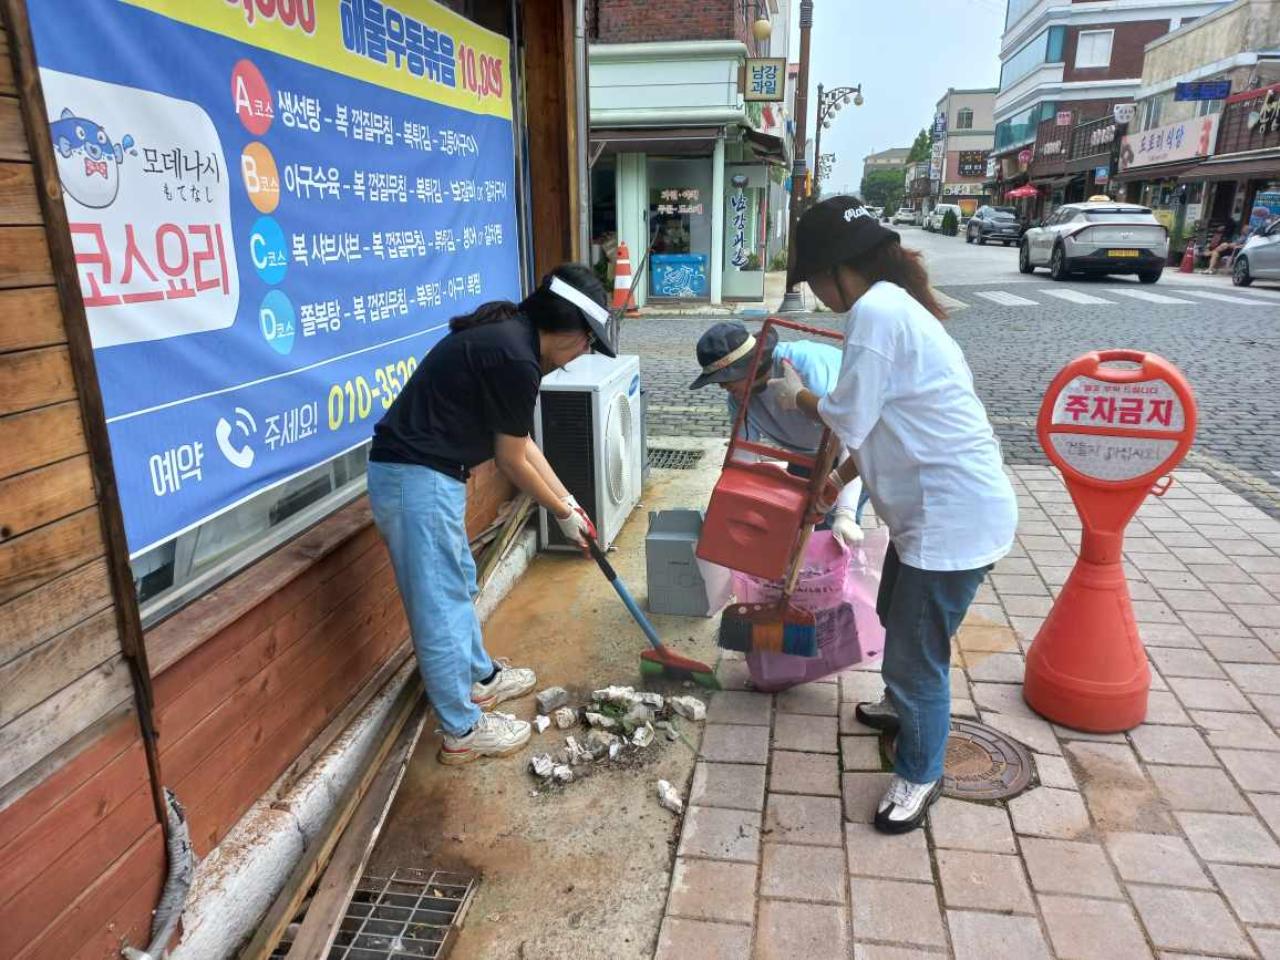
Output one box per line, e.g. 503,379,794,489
874,775,943,834
855,695,900,732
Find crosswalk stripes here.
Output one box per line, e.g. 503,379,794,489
1176,289,1274,306
1102,288,1197,305
974,290,1040,306
1037,288,1115,305
936,285,1276,308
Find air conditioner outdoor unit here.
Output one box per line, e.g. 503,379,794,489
534,354,644,552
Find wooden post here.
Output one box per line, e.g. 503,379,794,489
0,0,167,826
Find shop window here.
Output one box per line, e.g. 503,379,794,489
136,445,371,622
956,108,974,130
1075,30,1113,69
1000,26,1066,90
647,157,713,299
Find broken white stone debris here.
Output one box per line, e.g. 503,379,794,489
553,706,578,730
624,703,655,727
636,691,665,710
592,685,639,707
655,720,680,741
585,729,619,757
534,715,551,734
584,711,619,731
529,753,554,778
565,736,591,765
669,696,707,722
656,780,684,815
535,686,570,713
552,764,574,784
632,723,655,748
608,741,622,760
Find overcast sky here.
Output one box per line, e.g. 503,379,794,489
789,0,1007,194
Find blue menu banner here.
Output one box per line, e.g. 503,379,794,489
28,0,520,555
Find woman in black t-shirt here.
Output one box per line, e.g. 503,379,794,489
367,264,612,765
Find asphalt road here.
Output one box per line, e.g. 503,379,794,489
621,225,1280,515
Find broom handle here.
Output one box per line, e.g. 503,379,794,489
781,429,841,600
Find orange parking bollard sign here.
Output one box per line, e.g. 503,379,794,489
1024,350,1197,733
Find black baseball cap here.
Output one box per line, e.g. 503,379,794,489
788,195,900,287
689,322,778,390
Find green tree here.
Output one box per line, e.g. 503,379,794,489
907,127,931,163
860,168,904,213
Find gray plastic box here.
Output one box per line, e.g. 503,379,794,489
645,509,733,617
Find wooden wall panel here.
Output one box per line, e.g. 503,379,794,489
521,0,575,276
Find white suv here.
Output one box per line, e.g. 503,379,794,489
925,204,963,232
1019,201,1168,283
892,208,919,225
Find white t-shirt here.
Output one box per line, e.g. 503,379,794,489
817,281,1017,571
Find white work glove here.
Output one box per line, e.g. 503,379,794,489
555,494,597,552
813,468,844,517
765,360,805,412
830,507,864,549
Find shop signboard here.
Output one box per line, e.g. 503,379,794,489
957,151,986,177
1094,166,1109,184
28,0,520,554
744,58,786,102
929,141,945,181
1056,110,1072,126
1250,191,1280,232
1119,113,1220,171
650,254,708,298
1175,80,1231,102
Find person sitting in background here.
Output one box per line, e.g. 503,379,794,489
690,321,867,547
1204,219,1244,274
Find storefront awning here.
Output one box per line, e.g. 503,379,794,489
742,128,789,165
1030,174,1078,188
1112,158,1202,182
590,127,723,158
1178,152,1280,182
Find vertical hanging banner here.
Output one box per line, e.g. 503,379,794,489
27,0,520,555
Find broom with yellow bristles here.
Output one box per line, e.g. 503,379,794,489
718,429,841,657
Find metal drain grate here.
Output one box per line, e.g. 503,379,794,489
882,718,1036,802
328,868,477,959
647,447,705,470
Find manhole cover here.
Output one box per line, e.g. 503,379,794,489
648,447,705,470
882,718,1036,801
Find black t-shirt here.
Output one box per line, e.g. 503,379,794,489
369,315,541,480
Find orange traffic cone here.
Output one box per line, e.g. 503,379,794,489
613,241,637,314
1179,242,1196,273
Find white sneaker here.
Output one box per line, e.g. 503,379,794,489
874,774,942,834
471,659,536,710
438,711,531,765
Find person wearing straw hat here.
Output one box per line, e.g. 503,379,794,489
768,197,1017,834
690,321,867,546
367,264,613,766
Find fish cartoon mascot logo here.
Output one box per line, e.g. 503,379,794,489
50,107,134,209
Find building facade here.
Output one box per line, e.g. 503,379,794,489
588,0,790,305
1115,0,1280,251
931,88,998,216
862,147,912,184
992,0,1233,214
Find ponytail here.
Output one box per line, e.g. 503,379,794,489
448,299,519,333
847,241,949,321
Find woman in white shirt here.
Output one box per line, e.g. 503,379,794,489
770,196,1018,834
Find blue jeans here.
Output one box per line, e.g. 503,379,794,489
878,544,990,783
367,461,493,736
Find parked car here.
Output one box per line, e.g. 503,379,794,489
891,207,919,225
925,203,963,232
966,205,1023,246
1019,201,1168,283
1233,217,1280,286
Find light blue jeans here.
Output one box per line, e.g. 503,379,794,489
367,461,493,736
878,544,991,783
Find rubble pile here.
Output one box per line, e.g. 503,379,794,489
526,685,705,805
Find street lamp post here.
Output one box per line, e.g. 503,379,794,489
812,83,862,196
778,0,815,314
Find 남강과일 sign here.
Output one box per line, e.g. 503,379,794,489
28,0,521,555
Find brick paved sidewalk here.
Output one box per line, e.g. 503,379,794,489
655,465,1280,960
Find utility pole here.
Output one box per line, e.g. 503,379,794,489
778,0,813,314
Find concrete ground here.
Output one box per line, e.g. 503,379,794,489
371,437,728,959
